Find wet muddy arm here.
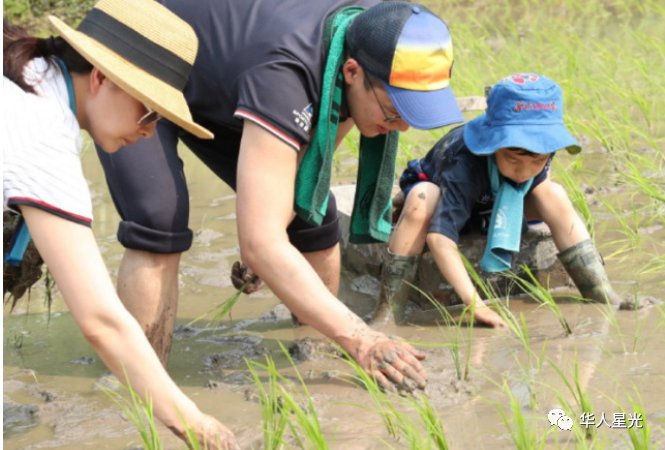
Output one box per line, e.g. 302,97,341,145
20,206,238,449
237,123,426,388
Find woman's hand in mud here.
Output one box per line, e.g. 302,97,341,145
230,261,265,294
354,331,427,393
174,414,240,450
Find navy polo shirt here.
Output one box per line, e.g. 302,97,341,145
399,125,551,243
158,0,378,151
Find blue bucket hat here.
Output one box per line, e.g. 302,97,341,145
464,73,581,155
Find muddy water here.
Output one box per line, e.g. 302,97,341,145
4,137,665,450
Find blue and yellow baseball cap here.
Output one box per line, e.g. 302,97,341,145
346,2,463,129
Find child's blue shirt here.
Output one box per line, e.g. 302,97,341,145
399,125,551,243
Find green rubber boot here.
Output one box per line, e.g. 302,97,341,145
557,238,621,306
372,250,420,325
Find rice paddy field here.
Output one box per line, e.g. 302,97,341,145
3,0,664,449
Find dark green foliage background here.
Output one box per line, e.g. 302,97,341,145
4,0,95,34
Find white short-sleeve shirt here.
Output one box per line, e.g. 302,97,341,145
3,57,92,226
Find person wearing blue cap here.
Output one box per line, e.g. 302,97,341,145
94,0,463,391
378,73,624,327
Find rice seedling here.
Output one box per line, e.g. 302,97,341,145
503,265,573,336
188,284,246,328
548,355,595,439
100,379,164,450
246,357,288,450
488,379,551,450
603,388,654,450
407,394,450,450
600,200,642,258
333,345,406,440
615,153,665,204
335,345,452,450
552,159,596,239
246,343,330,450
407,282,476,381
595,301,628,355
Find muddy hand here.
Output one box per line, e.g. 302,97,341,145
231,261,265,294
356,332,427,393
473,304,507,328
179,414,240,450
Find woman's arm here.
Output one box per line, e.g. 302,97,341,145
20,205,238,450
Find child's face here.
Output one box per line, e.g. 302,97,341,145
495,148,550,184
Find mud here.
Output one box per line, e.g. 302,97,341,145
4,142,665,450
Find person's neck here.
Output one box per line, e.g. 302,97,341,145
70,72,89,131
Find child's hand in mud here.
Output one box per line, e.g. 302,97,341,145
473,304,507,328
230,261,265,294
354,331,427,393
176,414,240,450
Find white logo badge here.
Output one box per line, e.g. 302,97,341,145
293,103,313,132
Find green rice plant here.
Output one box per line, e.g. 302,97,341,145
605,388,653,450
600,199,642,257
503,265,573,336
548,355,595,439
552,159,595,239
595,301,628,354
246,357,288,450
99,379,164,450
188,284,246,327
99,368,212,450
489,379,550,450
336,346,451,450
249,342,329,450
616,153,665,204
407,282,475,381
407,394,450,450
334,345,404,440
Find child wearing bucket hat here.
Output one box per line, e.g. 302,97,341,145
378,73,624,327
3,0,238,448
93,0,464,393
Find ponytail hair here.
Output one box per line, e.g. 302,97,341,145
3,20,93,94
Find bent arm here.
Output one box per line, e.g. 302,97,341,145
20,206,206,436
236,121,368,348
426,233,482,306
427,232,506,328
236,122,427,388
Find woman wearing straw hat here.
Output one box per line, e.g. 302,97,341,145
3,0,238,448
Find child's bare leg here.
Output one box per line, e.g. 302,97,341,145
524,179,589,250
525,179,621,305
389,182,440,256
374,182,440,324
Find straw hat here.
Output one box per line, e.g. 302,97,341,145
49,0,213,139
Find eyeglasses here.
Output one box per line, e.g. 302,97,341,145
367,76,402,123
137,104,162,126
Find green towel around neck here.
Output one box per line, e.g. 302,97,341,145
294,6,399,244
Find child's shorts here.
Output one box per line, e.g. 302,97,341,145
399,159,432,198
